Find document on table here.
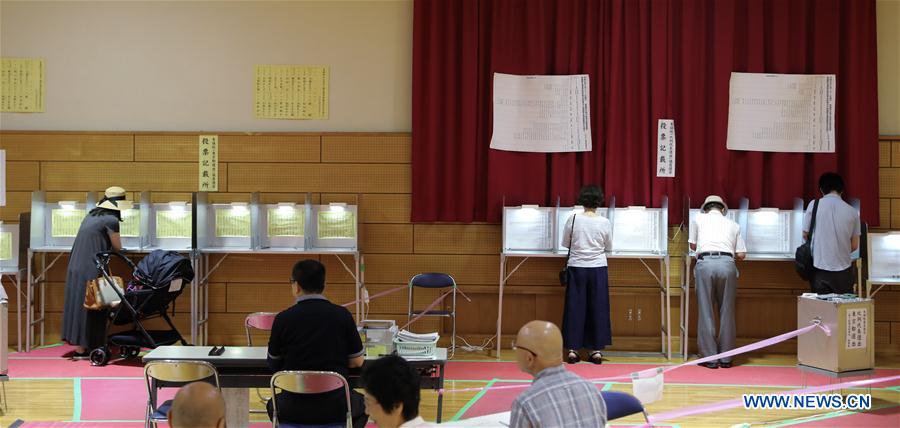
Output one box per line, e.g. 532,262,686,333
254,65,329,119
215,209,251,238
318,211,356,239
726,72,835,153
268,208,304,237
51,209,86,238
120,209,141,237
505,209,553,251
156,211,192,239
490,73,591,153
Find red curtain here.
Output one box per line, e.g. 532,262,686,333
411,0,880,225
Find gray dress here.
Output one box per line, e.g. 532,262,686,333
61,212,120,350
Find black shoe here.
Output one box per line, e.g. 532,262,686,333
71,351,90,360
700,361,719,369
588,351,603,365
719,361,733,368
566,350,580,364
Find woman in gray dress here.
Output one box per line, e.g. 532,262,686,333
61,186,128,358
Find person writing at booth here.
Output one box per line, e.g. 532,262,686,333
266,259,367,428
61,186,128,359
688,195,746,369
802,172,861,294
560,185,612,364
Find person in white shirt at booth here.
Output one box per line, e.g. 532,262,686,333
688,195,747,369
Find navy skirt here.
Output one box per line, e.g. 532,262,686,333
562,266,612,350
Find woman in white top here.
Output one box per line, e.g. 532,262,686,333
561,185,613,364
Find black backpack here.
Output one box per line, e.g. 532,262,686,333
794,199,819,280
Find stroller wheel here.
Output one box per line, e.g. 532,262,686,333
90,348,109,366
125,346,141,359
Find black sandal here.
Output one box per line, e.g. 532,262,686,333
566,349,580,364
589,350,603,364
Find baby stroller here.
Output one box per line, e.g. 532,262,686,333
89,250,194,366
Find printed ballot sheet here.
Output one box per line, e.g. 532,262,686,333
726,73,835,153
490,73,591,153
51,209,86,238
215,208,251,238
318,211,356,239
254,65,329,120
504,208,553,251
268,208,304,237
156,211,192,239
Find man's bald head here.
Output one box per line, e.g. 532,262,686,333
167,381,226,428
515,320,563,374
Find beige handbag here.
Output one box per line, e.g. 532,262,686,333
84,276,124,310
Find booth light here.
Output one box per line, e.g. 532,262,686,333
753,209,780,225
626,206,646,210
277,202,296,214
231,202,249,215
168,201,187,212
884,232,900,250
58,201,77,210
329,202,347,212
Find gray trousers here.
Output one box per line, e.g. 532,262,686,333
694,257,738,363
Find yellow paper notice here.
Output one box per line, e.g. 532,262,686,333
120,209,141,237
198,135,219,192
1,58,45,112
318,211,355,239
268,208,304,237
254,65,329,119
215,208,250,238
0,232,12,261
157,211,192,239
51,209,86,237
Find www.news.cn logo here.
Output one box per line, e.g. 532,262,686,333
743,394,872,410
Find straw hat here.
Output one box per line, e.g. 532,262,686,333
701,195,728,214
96,186,132,211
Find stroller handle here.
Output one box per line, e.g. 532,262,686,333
94,251,139,271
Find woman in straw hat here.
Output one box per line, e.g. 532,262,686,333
61,186,131,359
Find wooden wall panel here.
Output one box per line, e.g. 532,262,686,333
0,133,134,161
875,321,891,344
364,254,499,286
322,134,411,163
41,162,229,192
893,140,900,166
414,225,500,255
321,193,359,205
893,199,900,228
874,292,900,322
134,135,197,162
8,162,40,190
359,194,410,223
0,191,32,222
361,224,413,254
228,163,410,193
219,135,320,163
880,168,900,198
882,198,892,228
880,141,892,167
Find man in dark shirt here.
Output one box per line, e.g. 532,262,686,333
267,259,366,428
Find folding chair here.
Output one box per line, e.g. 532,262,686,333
144,359,220,428
407,273,457,357
270,370,353,428
245,312,277,413
600,390,650,423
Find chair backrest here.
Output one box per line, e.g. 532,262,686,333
144,360,220,414
409,272,456,289
245,312,277,345
270,371,352,428
600,390,645,420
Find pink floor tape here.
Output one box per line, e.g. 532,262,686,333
643,374,900,426
341,285,407,308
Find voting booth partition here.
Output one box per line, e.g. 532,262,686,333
499,196,673,358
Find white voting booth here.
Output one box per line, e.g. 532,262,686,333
865,231,900,298
499,197,672,358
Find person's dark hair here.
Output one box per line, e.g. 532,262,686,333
577,185,605,209
818,172,845,194
89,207,122,222
291,259,326,293
704,202,725,212
361,355,421,421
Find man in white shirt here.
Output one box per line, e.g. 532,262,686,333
802,172,861,294
688,196,747,369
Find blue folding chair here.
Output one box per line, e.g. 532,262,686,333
600,390,650,423
407,273,457,357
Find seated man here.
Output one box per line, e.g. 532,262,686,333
267,259,366,428
361,354,431,428
167,381,225,428
510,320,607,428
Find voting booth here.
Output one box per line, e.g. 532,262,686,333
499,197,672,358
29,191,96,251
797,295,874,374
865,231,900,298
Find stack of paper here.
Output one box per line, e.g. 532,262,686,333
397,330,439,343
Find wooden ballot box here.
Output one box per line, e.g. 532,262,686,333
797,295,874,373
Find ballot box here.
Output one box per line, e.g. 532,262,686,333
797,295,874,373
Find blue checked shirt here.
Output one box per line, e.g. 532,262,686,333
509,365,608,428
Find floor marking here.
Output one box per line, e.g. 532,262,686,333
450,378,497,422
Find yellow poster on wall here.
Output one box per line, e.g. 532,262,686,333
254,65,329,120
1,58,45,112
51,209,86,237
199,135,219,192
